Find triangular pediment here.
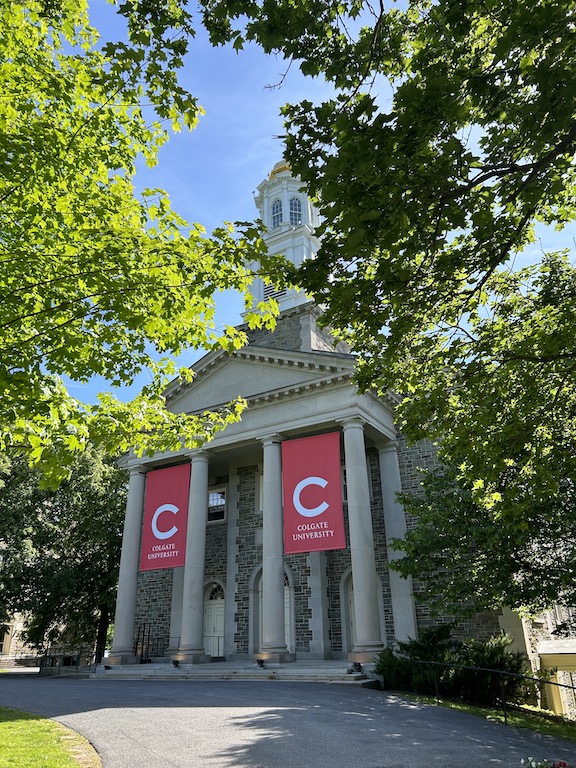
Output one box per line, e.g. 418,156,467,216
165,346,355,414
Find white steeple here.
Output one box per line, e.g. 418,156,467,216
250,161,321,312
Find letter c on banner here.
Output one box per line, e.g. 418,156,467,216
293,476,329,518
151,503,179,540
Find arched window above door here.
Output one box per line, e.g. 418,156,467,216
208,584,224,601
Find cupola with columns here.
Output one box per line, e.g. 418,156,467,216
250,160,321,313
246,162,349,354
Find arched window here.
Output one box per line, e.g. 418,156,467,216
271,199,282,228
208,584,225,601
289,196,302,226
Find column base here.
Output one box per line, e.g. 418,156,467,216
106,653,139,665
348,645,384,664
256,651,296,663
171,653,211,665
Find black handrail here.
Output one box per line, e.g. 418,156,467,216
203,635,224,658
412,660,576,725
134,623,152,664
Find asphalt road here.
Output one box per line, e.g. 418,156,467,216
0,676,574,768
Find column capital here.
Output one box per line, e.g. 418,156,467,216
182,448,210,463
375,439,399,455
117,457,147,474
259,433,283,447
127,464,147,476
338,416,365,431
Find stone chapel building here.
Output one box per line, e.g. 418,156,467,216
107,161,506,668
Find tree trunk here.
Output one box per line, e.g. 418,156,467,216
95,604,109,663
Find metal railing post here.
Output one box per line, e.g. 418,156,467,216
499,672,508,725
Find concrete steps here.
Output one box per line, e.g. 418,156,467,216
91,661,377,686
0,656,42,668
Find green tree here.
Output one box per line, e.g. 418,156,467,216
1,0,279,484
0,448,126,658
392,464,576,615
198,0,576,524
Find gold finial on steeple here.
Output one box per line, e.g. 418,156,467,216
269,160,291,178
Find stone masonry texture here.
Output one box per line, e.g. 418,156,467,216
134,568,174,657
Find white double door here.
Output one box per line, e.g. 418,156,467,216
204,593,225,657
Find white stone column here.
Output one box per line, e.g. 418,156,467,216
282,179,289,225
174,451,210,664
377,440,418,641
108,465,146,664
341,418,385,660
260,435,294,661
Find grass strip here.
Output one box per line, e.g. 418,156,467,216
398,693,576,743
0,706,100,768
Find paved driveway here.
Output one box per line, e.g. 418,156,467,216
0,676,574,768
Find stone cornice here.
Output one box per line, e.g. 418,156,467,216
365,389,402,410
163,344,401,416
171,366,355,416
164,344,355,403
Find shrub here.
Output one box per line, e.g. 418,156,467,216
374,626,533,707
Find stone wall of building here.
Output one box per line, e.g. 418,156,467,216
235,464,260,654
243,304,350,354
134,568,174,657
396,435,504,642
286,552,313,653
244,309,304,351
326,516,351,654
234,463,316,656
204,507,229,586
397,435,439,524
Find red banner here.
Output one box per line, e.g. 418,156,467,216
282,432,346,555
139,464,190,571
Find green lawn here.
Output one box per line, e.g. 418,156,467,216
0,706,100,767
404,694,576,744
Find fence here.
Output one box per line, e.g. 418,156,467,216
39,648,97,675
413,660,576,725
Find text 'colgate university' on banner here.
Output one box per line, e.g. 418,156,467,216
139,463,190,571
282,431,346,555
